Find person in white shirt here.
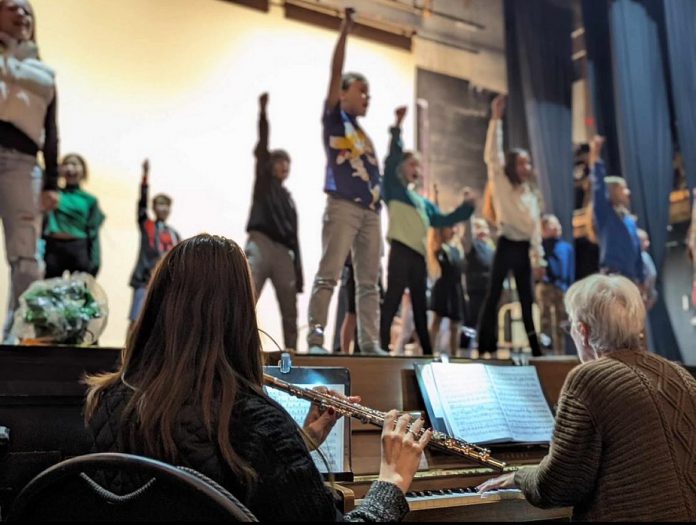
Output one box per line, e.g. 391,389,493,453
476,95,545,357
0,0,60,342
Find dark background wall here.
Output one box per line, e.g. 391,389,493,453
416,68,499,211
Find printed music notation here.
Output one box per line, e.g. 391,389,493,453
417,363,555,445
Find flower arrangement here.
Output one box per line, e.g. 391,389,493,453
12,273,108,345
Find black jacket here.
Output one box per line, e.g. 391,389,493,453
88,383,407,522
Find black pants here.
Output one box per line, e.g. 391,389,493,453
477,236,541,356
466,289,487,328
44,238,93,278
381,241,432,355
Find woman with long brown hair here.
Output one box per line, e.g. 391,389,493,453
84,234,429,521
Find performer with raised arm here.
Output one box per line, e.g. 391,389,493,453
476,95,545,357
245,92,302,352
588,135,643,284
381,106,474,355
127,159,180,330
306,8,386,354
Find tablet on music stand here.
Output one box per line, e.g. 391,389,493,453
264,366,353,482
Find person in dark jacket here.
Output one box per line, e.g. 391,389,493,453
462,216,495,330
84,234,431,522
245,92,302,352
127,159,180,330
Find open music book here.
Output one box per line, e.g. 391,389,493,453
415,363,555,445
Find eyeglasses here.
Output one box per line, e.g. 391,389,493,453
560,320,572,335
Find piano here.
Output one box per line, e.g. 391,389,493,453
287,353,579,521
0,344,638,520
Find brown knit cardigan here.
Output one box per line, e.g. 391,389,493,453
515,349,696,522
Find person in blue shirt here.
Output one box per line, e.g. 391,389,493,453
306,8,386,354
637,229,657,311
535,214,575,354
589,135,644,285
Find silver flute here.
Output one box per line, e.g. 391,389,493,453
264,373,506,471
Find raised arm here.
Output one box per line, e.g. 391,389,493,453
484,95,506,173
326,8,354,109
138,159,149,225
589,135,611,229
383,106,407,202
255,92,269,160
253,93,272,198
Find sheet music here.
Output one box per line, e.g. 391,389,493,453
420,364,445,419
430,363,511,444
265,384,345,473
485,366,555,443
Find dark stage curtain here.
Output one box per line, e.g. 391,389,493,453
506,0,575,243
582,0,622,175
607,0,681,361
503,0,530,153
662,0,696,190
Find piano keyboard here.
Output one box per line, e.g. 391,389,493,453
404,487,525,511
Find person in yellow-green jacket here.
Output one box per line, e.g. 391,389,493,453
43,153,105,278
380,106,475,355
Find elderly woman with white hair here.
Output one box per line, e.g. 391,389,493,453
477,274,696,522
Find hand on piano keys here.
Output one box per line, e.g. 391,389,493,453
475,472,517,493
405,486,524,511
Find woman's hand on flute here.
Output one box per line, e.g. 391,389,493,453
302,387,361,448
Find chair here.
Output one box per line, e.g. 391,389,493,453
6,452,258,522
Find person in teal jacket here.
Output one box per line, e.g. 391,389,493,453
380,106,475,355
43,153,105,277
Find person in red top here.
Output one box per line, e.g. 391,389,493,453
127,159,180,331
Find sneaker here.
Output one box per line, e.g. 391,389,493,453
360,346,390,356
308,345,330,355
306,325,325,348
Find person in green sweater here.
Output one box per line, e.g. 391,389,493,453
381,105,475,355
477,273,696,522
43,153,105,277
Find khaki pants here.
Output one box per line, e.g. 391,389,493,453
535,282,567,355
1,147,43,342
246,231,298,350
307,196,382,352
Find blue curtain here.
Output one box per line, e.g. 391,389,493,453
608,0,681,360
662,0,696,190
582,0,622,175
507,0,575,243
503,0,530,153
